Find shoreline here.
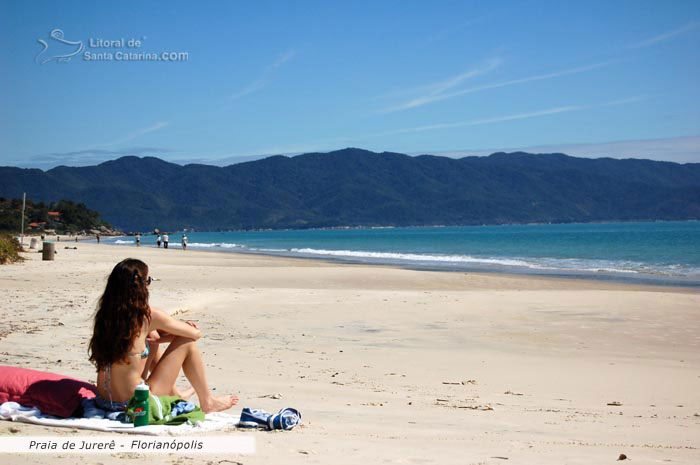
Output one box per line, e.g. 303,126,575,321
96,239,700,291
233,247,700,289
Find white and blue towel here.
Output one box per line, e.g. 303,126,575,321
269,407,301,430
238,407,301,431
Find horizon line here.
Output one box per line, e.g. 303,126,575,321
7,138,700,170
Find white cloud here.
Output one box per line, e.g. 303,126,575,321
420,58,502,97
230,81,267,100
18,146,174,169
381,61,612,113
271,50,296,68
136,121,169,136
423,135,700,164
376,96,643,136
424,10,507,45
380,58,501,112
598,96,647,106
628,21,700,49
100,121,170,147
379,106,580,135
231,50,296,100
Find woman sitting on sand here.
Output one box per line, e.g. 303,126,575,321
88,258,238,413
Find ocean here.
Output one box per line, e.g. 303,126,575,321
108,221,700,287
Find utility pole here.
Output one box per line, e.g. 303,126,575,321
20,192,26,245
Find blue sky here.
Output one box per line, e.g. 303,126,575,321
1,0,699,168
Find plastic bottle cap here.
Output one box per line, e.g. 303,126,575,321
134,381,150,401
135,381,150,391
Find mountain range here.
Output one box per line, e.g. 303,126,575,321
1,148,699,231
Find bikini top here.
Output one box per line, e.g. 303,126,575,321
128,340,150,359
101,340,150,406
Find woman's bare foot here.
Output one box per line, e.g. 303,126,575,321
200,394,239,413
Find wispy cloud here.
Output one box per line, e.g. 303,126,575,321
628,21,700,49
381,61,612,113
271,50,296,68
20,147,174,169
422,59,501,96
424,14,497,46
598,96,646,106
214,98,644,159
41,147,173,159
380,58,501,112
100,121,170,147
231,50,296,100
377,96,644,136
379,106,580,136
14,122,173,168
423,6,519,46
141,121,169,133
421,135,700,164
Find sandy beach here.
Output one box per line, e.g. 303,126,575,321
0,242,698,464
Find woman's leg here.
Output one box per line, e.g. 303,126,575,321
141,341,194,399
175,385,196,399
146,336,238,413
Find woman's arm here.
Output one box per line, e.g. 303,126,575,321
149,307,201,340
146,329,175,344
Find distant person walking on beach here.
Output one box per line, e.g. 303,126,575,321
136,233,141,247
96,233,100,244
156,234,162,248
182,234,187,251
163,233,169,249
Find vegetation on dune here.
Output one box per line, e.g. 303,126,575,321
0,233,23,265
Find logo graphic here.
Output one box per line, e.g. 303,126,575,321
36,29,84,64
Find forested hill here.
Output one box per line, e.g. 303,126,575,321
1,148,699,230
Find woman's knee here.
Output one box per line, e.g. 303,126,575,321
171,335,198,352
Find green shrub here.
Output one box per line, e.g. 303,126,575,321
0,234,24,265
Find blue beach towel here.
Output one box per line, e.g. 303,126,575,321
238,407,301,431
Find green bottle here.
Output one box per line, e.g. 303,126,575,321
133,382,150,427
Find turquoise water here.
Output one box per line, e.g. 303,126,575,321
109,222,700,286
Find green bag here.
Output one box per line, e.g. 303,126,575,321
126,394,205,425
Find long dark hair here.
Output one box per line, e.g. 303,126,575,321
88,258,151,371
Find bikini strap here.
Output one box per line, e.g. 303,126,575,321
104,365,113,404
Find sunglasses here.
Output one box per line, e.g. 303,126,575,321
146,276,153,286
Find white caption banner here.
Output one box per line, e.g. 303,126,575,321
0,436,255,454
